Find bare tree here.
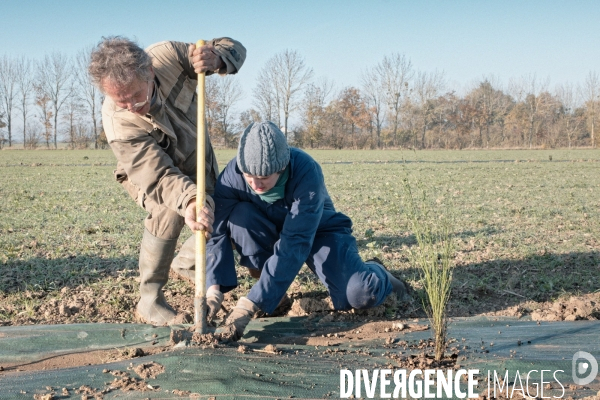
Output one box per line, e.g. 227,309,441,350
412,70,446,148
0,55,18,147
258,50,313,137
361,66,386,148
0,111,6,149
301,77,333,147
75,47,102,149
465,76,511,147
15,56,35,149
509,74,550,148
35,85,53,148
377,53,413,146
253,63,279,125
215,76,243,147
25,126,41,149
63,84,85,149
581,71,600,148
206,75,243,147
239,109,262,129
205,74,219,142
556,82,583,148
36,52,73,149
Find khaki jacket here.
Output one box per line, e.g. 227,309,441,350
102,38,245,217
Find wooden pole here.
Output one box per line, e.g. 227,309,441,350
194,39,207,334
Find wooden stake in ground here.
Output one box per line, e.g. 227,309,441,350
194,39,207,334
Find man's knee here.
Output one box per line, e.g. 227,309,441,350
346,269,388,309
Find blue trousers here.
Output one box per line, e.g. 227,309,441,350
207,202,392,313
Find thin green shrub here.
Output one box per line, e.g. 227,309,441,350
402,177,454,361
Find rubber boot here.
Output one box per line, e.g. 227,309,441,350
171,234,196,283
136,229,179,325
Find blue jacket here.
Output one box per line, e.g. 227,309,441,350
206,148,352,312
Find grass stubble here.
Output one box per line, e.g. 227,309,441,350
0,149,599,326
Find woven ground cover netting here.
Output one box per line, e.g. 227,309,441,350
0,317,598,399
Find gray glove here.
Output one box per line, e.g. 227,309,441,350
216,297,259,341
206,287,224,322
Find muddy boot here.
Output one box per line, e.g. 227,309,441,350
171,234,195,283
136,229,179,325
366,257,412,302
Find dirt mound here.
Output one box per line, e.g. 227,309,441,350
476,293,600,321
109,375,157,392
132,361,165,379
75,385,107,399
530,294,599,321
288,297,334,316
287,292,405,318
191,332,219,346
104,368,160,392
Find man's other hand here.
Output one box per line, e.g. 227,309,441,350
185,199,214,239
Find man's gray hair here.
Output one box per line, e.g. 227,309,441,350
88,36,153,90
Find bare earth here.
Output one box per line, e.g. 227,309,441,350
1,270,599,399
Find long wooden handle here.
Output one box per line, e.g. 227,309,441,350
194,39,207,334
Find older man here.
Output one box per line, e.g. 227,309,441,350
206,122,411,341
88,36,245,325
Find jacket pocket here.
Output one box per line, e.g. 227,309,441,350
174,77,196,113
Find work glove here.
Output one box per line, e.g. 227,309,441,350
206,287,224,322
215,297,259,341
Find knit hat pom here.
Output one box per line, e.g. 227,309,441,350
237,121,290,176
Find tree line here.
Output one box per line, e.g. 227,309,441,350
0,49,101,150
1,48,598,150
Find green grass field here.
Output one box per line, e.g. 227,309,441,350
1,148,599,324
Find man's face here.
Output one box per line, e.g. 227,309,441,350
243,172,280,193
102,77,153,116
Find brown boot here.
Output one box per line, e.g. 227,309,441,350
136,229,180,325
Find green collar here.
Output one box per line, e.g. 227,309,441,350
246,166,289,203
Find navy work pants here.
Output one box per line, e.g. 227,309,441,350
207,202,392,312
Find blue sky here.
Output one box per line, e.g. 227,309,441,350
1,0,599,111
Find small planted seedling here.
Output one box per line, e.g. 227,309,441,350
402,177,455,362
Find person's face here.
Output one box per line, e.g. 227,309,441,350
243,172,280,193
102,76,153,116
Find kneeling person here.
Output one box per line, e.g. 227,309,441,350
206,121,409,340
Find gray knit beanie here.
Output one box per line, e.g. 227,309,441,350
237,121,290,176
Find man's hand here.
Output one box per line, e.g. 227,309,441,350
188,43,225,74
184,199,214,239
